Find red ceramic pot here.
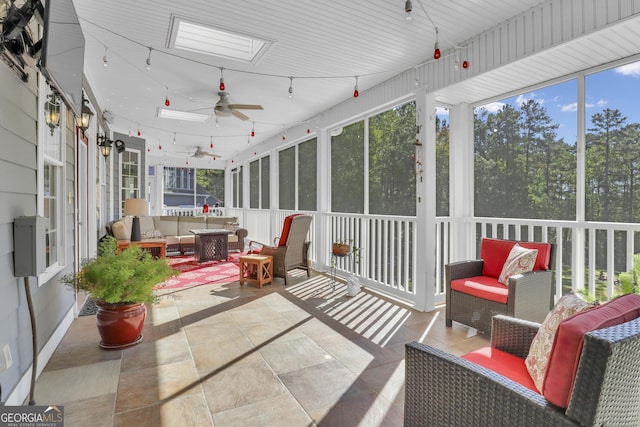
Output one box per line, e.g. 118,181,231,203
95,302,146,350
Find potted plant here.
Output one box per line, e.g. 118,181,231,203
62,236,178,349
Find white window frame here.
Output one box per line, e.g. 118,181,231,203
119,148,141,214
37,76,67,285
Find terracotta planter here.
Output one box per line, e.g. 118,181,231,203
332,243,350,256
95,302,146,350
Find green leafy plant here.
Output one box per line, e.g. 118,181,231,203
62,236,178,304
618,253,640,295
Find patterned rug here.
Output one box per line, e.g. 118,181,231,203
159,252,244,289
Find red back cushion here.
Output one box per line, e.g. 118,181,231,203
481,238,552,278
278,214,302,246
542,293,640,408
481,238,516,278
519,241,552,271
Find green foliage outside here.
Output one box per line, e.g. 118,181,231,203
196,169,225,206
62,236,178,304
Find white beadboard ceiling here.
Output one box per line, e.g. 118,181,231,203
71,0,639,166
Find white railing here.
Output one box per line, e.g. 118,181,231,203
326,213,418,304
162,206,225,216
467,218,640,301
222,208,640,308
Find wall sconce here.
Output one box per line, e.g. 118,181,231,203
97,134,113,158
97,134,125,159
75,98,94,134
44,92,61,135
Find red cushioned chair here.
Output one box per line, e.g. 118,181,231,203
405,295,640,427
250,214,312,285
445,238,555,335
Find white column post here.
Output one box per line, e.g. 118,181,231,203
414,89,436,312
449,103,475,261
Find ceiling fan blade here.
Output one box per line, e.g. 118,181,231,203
231,110,250,121
228,104,263,110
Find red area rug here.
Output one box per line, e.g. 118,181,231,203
159,252,244,289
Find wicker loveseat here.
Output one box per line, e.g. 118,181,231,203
405,304,640,427
108,215,247,255
446,238,555,335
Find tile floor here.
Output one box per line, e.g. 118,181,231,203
33,269,488,427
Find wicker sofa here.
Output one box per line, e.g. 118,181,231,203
108,215,247,255
405,311,640,427
446,238,555,335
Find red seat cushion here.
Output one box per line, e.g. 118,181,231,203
542,293,640,408
481,238,552,278
278,214,301,246
462,347,539,393
451,276,508,304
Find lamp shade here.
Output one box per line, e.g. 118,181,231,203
123,199,148,217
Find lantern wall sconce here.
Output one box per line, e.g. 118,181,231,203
97,134,113,158
97,134,125,159
44,92,61,135
75,98,94,134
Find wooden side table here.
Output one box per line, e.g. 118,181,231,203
117,238,166,259
239,255,273,288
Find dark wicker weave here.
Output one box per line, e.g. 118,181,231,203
445,244,555,335
404,315,640,427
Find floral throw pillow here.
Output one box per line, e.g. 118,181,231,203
498,244,538,285
525,293,596,392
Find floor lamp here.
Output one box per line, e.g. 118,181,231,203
123,199,148,242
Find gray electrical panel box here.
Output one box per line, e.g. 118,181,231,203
13,216,47,277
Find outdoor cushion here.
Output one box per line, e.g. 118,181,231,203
525,293,595,394
498,244,538,285
462,347,538,393
481,238,552,278
111,219,130,240
450,276,508,304
542,293,640,408
139,216,156,234
481,238,515,278
278,214,302,246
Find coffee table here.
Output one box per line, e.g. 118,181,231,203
189,229,232,263
117,238,166,259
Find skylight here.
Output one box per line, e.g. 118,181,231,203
157,108,210,123
167,16,272,63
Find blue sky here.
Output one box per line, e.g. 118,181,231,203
438,60,640,145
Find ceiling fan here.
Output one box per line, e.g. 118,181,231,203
214,91,263,121
191,147,221,159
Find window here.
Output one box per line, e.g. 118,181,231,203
261,156,270,209
298,138,317,211
331,101,416,215
585,61,640,223
278,139,316,211
436,108,450,217
196,169,225,207
474,80,577,220
331,121,365,213
279,147,295,210
250,160,259,208
38,80,66,282
369,103,416,216
232,167,243,208
121,149,141,211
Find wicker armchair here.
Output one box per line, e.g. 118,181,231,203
251,214,312,285
445,239,555,335
405,315,640,427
